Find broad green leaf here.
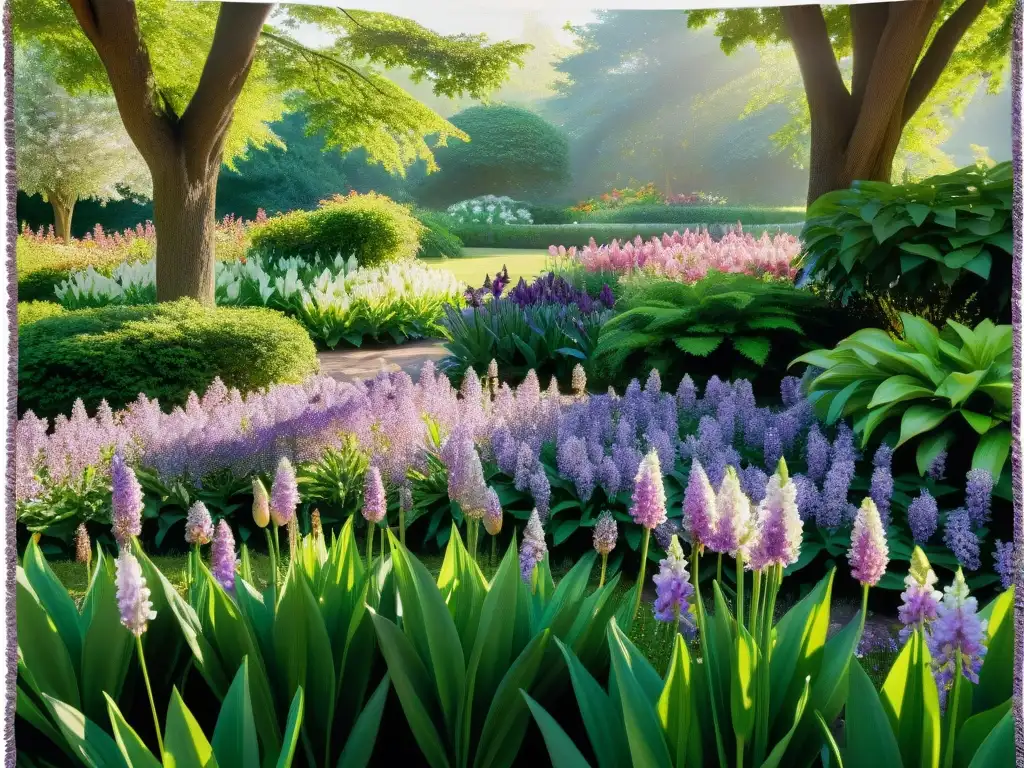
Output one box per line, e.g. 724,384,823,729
43,694,128,768
898,242,942,260
276,689,304,768
104,692,161,768
934,370,987,407
896,405,953,449
974,587,1014,712
954,701,1010,768
915,430,955,476
733,336,772,366
16,569,80,709
658,634,692,768
942,244,983,269
881,631,940,768
730,623,757,743
17,683,69,755
556,638,629,768
22,539,83,678
211,659,260,768
868,375,934,408
675,335,724,357
521,693,594,768
760,676,811,768
962,252,992,279
826,380,865,425
904,204,932,226
336,674,390,768
899,315,941,359
79,559,134,724
164,687,217,767
858,401,906,447
845,661,903,768
959,410,996,435
966,710,1013,768
971,427,1011,481
608,621,672,768
437,524,487,655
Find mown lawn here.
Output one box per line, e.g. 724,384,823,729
420,247,550,287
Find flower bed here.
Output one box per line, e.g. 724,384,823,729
54,254,463,348
445,195,533,225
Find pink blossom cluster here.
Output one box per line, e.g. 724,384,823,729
549,227,800,283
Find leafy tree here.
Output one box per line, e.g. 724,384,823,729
13,48,151,243
689,1,1013,203
13,2,527,303
413,105,570,207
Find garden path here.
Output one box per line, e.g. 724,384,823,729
318,339,448,383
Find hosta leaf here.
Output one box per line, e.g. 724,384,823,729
826,379,865,425
962,252,992,279
942,244,983,268
868,375,933,408
857,400,905,446
960,410,997,434
899,314,940,360
934,369,988,407
896,405,953,449
974,587,1014,713
898,242,943,261
971,427,1011,481
915,431,955,476
966,710,1013,767
674,335,724,357
904,204,932,226
733,336,772,366
954,701,1010,768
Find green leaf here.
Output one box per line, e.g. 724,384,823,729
658,634,692,767
675,335,724,357
971,427,1011,481
16,569,80,709
79,559,134,724
962,252,992,279
730,623,757,743
954,701,1010,768
915,431,955,476
932,207,956,228
898,242,943,260
881,631,940,768
521,693,594,768
211,659,260,768
760,675,811,768
899,315,941,359
733,336,772,366
905,204,932,226
868,375,933,408
276,689,304,768
844,661,903,768
21,539,83,679
608,621,672,768
974,587,1014,713
336,674,390,768
896,405,953,449
43,694,128,768
164,687,217,767
966,710,1013,767
556,638,629,768
960,410,996,435
942,244,983,268
104,693,161,768
934,370,987,407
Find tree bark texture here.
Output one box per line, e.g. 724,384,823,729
782,0,988,205
47,193,75,243
64,0,273,304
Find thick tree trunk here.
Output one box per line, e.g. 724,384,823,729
48,195,75,243
152,158,219,304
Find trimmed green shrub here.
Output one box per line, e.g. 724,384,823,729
413,105,570,207
415,210,464,258
525,203,575,224
248,191,422,266
17,301,65,326
18,300,319,419
451,222,805,249
578,204,805,225
798,162,1012,327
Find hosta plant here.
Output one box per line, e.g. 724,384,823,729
797,162,1012,326
793,314,1012,481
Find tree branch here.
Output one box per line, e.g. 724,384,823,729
781,5,851,121
180,2,274,176
903,0,989,123
850,3,890,112
260,30,384,95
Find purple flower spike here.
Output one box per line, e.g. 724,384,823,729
593,510,617,556
804,424,830,484
529,470,551,519
111,453,143,549
184,502,214,546
747,461,801,570
711,466,754,558
631,449,667,530
682,462,717,552
653,536,695,628
363,466,387,524
483,487,503,536
928,569,988,708
944,508,981,571
520,509,547,583
270,457,299,527
211,520,237,594
115,549,156,637
762,427,782,471
927,451,947,481
75,524,91,566
964,469,993,527
848,497,888,587
908,490,939,543
898,547,940,644
993,540,1014,590
870,445,894,526
676,375,697,413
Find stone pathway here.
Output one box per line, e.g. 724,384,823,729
317,339,448,383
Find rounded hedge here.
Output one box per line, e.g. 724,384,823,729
248,191,422,266
415,210,463,258
18,300,319,420
414,106,570,207
18,301,66,326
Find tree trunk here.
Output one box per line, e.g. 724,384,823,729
48,194,75,243
152,157,219,304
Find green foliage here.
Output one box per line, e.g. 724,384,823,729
413,105,571,207
793,314,1013,480
17,301,65,326
579,205,805,226
414,210,464,258
594,274,830,392
17,300,318,420
525,204,575,225
799,162,1013,327
451,222,804,249
439,300,608,389
16,235,150,302
249,192,423,267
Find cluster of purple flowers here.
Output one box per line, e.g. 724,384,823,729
464,269,615,314
464,266,511,307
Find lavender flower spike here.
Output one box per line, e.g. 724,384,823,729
907,489,938,543
483,487,503,536
712,466,755,560
928,568,988,708
362,465,387,524
111,453,143,549
682,460,717,552
211,520,237,594
270,457,299,527
630,449,667,530
184,501,215,546
848,497,888,587
653,535,696,633
116,549,156,636
252,477,270,528
593,510,618,556
747,459,802,570
993,540,1014,590
897,547,940,644
944,508,981,571
520,509,547,585
964,469,993,527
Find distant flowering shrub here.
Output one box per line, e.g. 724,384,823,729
445,195,533,226
570,182,662,213
550,228,800,283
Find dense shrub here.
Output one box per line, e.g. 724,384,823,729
18,300,319,419
578,204,805,225
445,195,533,225
593,273,835,393
249,191,422,266
524,203,575,224
414,210,463,258
17,301,65,326
798,162,1012,328
451,222,804,249
413,105,570,207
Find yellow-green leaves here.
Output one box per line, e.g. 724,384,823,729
881,631,941,768
730,623,758,744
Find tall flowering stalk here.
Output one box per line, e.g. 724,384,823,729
848,496,889,634
110,453,143,549
184,501,214,597
115,549,162,756
483,487,503,566
898,547,941,644
652,535,695,637
74,523,91,582
211,520,237,596
252,476,276,607
520,509,547,592
592,510,617,588
363,466,387,568
270,457,298,581
630,449,667,620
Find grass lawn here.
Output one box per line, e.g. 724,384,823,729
421,247,550,287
